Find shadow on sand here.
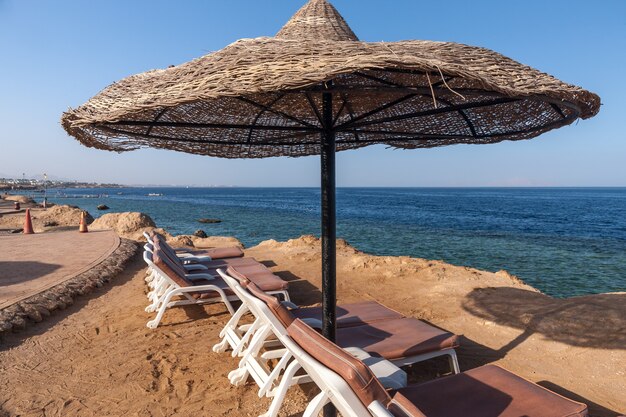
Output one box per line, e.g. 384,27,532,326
460,287,625,416
0,261,62,282
0,256,144,350
462,287,626,351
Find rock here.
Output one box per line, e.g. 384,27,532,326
43,221,59,227
97,204,110,210
192,235,244,249
167,235,195,248
3,195,35,204
90,212,156,240
198,218,221,224
193,229,208,238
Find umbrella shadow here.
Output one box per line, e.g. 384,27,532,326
273,270,322,306
462,287,626,352
0,255,144,349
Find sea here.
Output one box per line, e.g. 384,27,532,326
43,187,626,298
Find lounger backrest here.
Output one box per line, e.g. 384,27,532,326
152,234,186,266
225,266,252,285
286,318,392,409
244,281,296,328
153,242,192,288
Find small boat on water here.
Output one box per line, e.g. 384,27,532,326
147,193,164,197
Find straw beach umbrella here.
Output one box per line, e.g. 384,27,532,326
62,0,599,351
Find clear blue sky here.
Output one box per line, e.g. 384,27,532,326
0,0,624,186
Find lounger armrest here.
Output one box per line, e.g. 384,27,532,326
184,264,208,271
343,346,370,360
185,274,215,282
368,401,394,417
280,301,299,310
179,254,212,263
184,273,215,281
344,347,407,390
179,284,219,292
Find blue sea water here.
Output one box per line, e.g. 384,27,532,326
45,187,626,298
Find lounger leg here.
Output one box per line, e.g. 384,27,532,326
260,359,302,417
232,318,262,357
215,288,236,316
258,351,293,398
214,304,251,353
448,350,460,374
147,289,178,329
220,303,249,338
302,391,330,417
228,324,272,386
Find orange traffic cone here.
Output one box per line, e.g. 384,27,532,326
23,209,34,234
79,211,89,233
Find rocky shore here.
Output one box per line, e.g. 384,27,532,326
0,201,624,416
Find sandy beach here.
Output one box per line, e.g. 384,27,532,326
0,207,624,416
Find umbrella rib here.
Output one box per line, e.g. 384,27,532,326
103,120,318,132
237,95,318,128
550,103,566,119
337,97,518,131
351,71,477,135
332,98,347,126
99,126,318,145
146,108,169,137
350,107,578,140
335,93,418,128
340,93,360,142
353,71,450,89
305,92,324,126
243,94,287,144
98,113,577,147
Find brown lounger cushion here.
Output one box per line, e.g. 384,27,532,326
336,318,458,361
227,265,289,291
200,257,260,268
195,246,244,259
287,318,392,408
244,281,296,327
388,365,588,417
293,301,404,328
152,244,192,288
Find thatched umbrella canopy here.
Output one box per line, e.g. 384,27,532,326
62,0,599,346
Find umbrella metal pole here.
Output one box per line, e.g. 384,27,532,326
321,90,337,343
321,90,337,417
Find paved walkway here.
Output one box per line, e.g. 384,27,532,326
0,230,120,309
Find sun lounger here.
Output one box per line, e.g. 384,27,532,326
143,242,288,300
278,317,589,417
214,266,408,356
142,241,289,329
214,269,460,414
144,231,244,261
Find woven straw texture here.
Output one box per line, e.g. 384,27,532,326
61,0,600,158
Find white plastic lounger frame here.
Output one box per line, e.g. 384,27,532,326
143,243,290,304
142,251,237,329
143,231,213,262
271,331,392,417
214,270,448,417
215,268,458,373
